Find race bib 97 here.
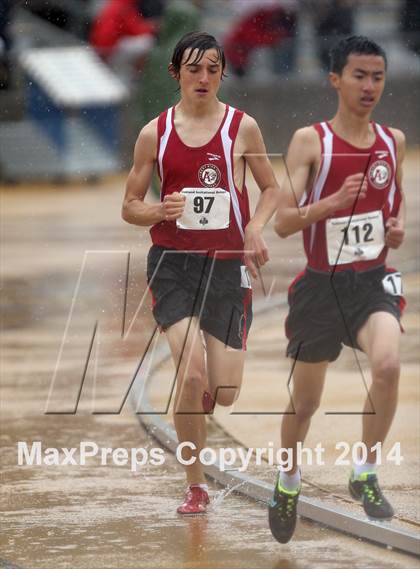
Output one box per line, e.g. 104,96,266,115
326,210,385,266
176,187,230,230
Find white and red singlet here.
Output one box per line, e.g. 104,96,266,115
150,104,250,259
301,121,402,272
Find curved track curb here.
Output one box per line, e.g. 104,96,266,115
131,292,420,557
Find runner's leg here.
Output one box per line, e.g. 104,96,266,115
356,311,401,463
281,360,328,474
203,332,246,407
347,310,400,519
166,317,207,485
269,359,328,543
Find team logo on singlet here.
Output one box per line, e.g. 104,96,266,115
368,160,391,189
198,163,221,187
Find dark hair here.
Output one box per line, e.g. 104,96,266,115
171,31,226,76
330,36,387,74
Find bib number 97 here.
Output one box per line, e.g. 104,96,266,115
193,196,215,214
177,187,230,231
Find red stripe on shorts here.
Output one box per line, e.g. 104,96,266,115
242,289,252,350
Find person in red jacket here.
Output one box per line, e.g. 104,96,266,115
224,0,298,76
90,0,156,78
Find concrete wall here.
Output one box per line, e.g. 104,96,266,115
120,73,419,166
219,74,420,153
4,70,415,170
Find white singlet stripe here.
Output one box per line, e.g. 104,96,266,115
221,106,244,240
375,123,397,212
298,191,308,208
158,107,173,188
309,122,333,251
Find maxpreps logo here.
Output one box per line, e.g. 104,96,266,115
198,164,221,187
368,160,391,189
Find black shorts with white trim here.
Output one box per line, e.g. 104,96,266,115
285,265,405,363
147,245,253,350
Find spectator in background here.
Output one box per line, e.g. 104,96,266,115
138,0,166,20
0,0,12,89
311,0,357,70
90,0,157,82
139,0,201,125
138,0,200,193
24,0,70,30
224,0,299,77
400,0,420,55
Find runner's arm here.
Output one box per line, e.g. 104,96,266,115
241,115,281,277
122,120,185,226
275,127,367,237
385,128,406,249
122,120,165,226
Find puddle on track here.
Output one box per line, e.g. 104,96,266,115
2,174,419,568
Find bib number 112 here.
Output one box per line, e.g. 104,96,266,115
340,222,374,245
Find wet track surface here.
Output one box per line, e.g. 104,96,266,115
1,155,419,568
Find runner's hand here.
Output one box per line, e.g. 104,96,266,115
331,173,367,211
244,224,269,278
162,192,186,221
385,217,405,249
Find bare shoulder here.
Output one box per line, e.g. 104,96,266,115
287,126,320,163
389,128,406,165
240,112,259,130
389,127,406,153
137,117,159,144
236,113,267,155
238,113,262,140
291,126,319,146
134,117,159,161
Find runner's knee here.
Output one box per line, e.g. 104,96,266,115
293,397,320,419
371,356,400,387
215,385,239,407
178,369,205,402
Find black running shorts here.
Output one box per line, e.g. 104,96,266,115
147,245,253,350
286,265,405,363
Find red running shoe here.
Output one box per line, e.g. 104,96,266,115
177,485,210,515
202,390,215,414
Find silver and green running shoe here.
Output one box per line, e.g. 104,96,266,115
349,471,394,519
268,473,300,543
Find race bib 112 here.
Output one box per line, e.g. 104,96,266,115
326,210,385,266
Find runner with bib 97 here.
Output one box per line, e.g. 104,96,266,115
122,32,280,515
269,36,406,543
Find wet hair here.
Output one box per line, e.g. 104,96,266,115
170,31,226,77
330,36,387,74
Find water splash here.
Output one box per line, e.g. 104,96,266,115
212,481,247,509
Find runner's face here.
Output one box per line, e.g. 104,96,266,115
178,48,223,102
330,54,386,116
